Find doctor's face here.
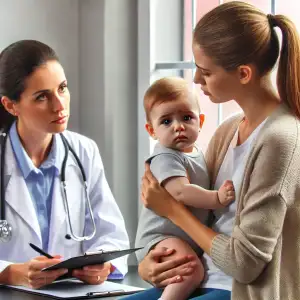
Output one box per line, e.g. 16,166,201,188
13,60,70,136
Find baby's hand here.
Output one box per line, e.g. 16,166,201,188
218,180,235,206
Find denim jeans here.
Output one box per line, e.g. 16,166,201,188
123,287,231,299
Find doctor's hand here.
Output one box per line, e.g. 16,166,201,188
139,247,197,288
72,262,113,285
2,256,68,289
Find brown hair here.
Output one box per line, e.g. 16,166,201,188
144,77,200,122
193,1,300,118
0,40,59,130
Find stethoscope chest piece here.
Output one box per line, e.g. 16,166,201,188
0,220,12,242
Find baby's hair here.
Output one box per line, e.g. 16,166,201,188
144,77,200,122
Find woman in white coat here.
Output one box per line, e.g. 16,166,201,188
0,40,129,288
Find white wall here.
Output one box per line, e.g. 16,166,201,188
79,1,138,263
0,0,80,132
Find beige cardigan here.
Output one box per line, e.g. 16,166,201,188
205,104,300,300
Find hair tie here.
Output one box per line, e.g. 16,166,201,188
267,14,277,28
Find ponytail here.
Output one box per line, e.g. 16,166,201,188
274,15,300,119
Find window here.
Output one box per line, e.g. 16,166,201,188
137,0,300,184
149,0,277,152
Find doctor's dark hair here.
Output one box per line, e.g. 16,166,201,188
193,1,300,118
0,40,59,130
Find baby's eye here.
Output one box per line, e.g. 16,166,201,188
184,115,192,121
162,119,171,125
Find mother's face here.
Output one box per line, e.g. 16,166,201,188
14,60,70,135
192,43,241,104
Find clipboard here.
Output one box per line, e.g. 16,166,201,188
0,279,145,299
42,247,143,272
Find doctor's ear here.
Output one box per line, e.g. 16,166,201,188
145,123,157,140
1,96,19,116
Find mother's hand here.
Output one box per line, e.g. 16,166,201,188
141,164,178,218
138,247,197,288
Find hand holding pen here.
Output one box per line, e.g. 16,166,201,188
15,243,68,289
29,243,112,286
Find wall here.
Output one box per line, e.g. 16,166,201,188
0,0,80,132
79,1,138,262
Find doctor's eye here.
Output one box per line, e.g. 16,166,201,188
35,93,48,102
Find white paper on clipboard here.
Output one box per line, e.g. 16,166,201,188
1,279,145,299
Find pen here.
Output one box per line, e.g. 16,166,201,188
86,289,125,296
29,243,54,259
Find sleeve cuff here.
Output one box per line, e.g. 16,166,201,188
107,256,128,279
0,261,13,273
210,234,231,270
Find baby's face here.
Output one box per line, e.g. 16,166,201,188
148,95,201,152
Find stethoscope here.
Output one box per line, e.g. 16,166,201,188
0,126,96,243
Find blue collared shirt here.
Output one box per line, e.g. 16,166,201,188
9,122,59,251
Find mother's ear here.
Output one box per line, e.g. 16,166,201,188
238,65,253,84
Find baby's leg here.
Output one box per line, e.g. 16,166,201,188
158,237,204,300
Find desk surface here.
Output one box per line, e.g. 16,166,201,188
0,266,151,300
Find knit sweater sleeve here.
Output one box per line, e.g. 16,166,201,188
210,123,297,284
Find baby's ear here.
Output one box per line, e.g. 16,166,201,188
199,113,205,129
145,123,157,139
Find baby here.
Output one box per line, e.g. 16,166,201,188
136,77,235,300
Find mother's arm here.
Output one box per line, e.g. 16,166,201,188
142,129,293,284
141,165,217,255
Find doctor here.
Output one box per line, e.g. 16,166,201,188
0,40,129,289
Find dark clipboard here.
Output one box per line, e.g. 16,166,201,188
42,247,143,272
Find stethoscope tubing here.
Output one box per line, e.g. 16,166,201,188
0,128,96,242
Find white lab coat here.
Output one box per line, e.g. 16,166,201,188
0,130,129,275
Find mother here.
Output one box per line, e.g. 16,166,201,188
127,2,300,300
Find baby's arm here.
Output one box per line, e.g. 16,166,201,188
163,177,235,209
